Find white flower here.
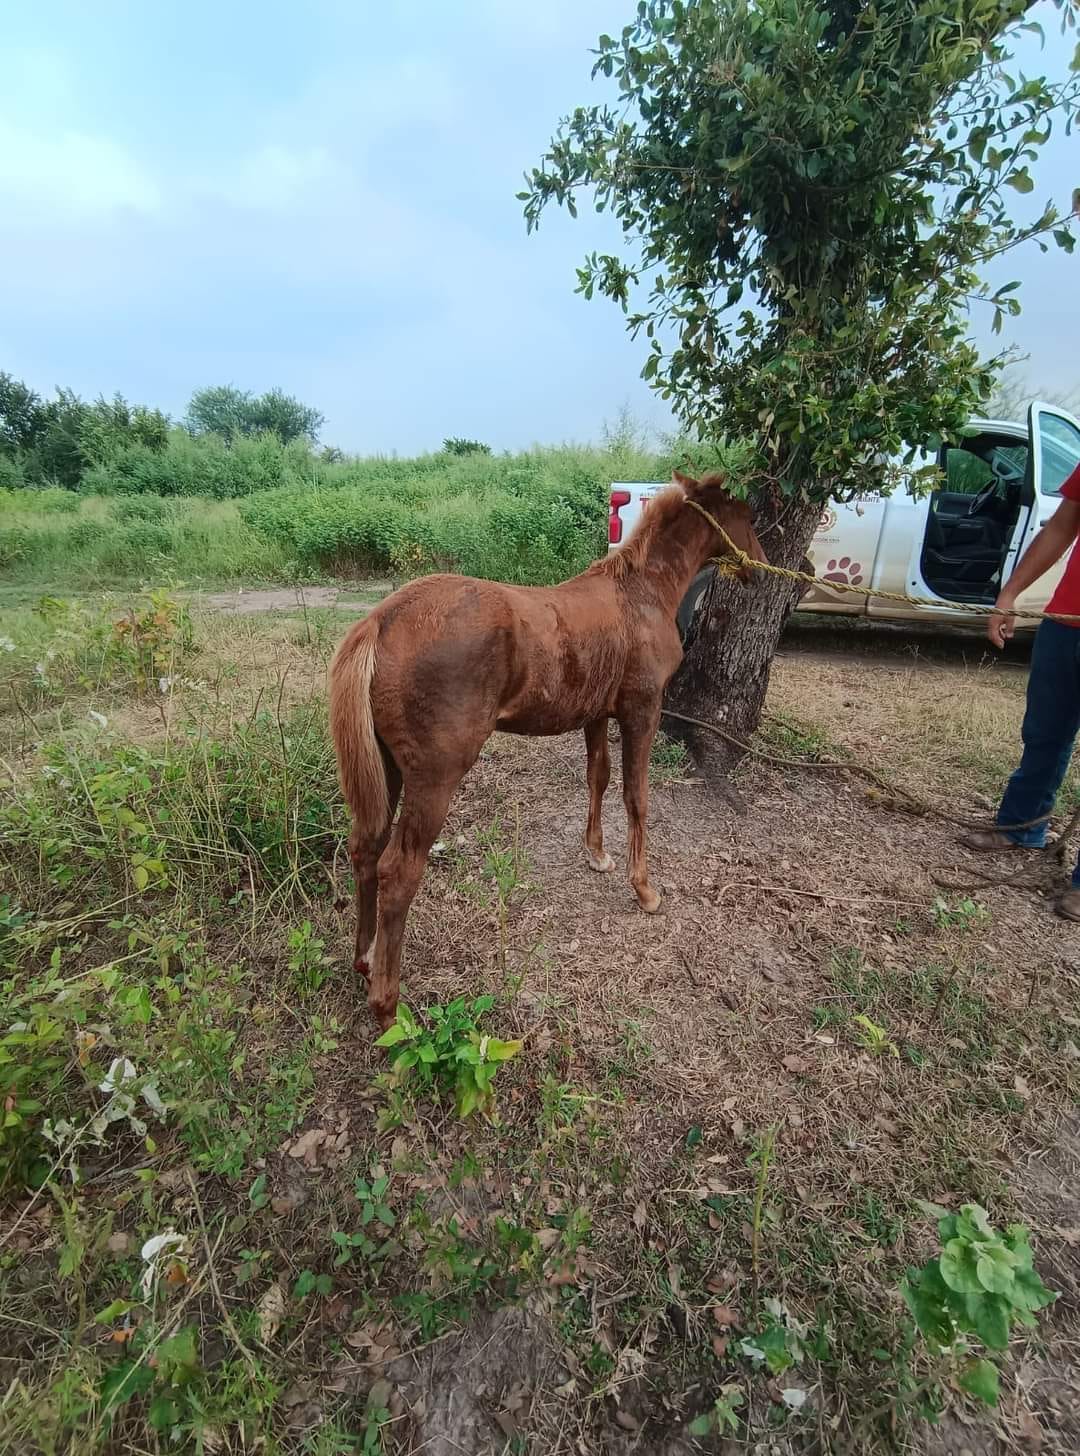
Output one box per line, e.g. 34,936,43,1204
158,676,173,694
140,1230,187,1296
0,635,14,653
88,709,108,729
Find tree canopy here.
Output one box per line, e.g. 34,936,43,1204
185,385,324,445
524,0,1080,505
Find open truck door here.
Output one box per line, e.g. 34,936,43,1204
1005,401,1080,619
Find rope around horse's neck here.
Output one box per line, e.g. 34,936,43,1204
685,497,1080,625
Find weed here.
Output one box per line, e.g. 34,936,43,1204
689,1384,745,1437
375,996,522,1119
931,895,990,932
650,730,690,783
851,1013,900,1058
286,920,331,999
903,1203,1056,1407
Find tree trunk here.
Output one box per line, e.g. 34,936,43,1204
664,494,823,793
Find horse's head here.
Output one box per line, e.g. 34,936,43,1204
671,470,768,583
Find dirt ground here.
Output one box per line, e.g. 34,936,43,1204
323,609,1078,1456
4,599,1078,1455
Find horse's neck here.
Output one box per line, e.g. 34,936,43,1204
635,512,714,612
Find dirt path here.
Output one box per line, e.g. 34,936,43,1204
193,583,393,615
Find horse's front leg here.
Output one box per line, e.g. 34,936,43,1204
583,718,614,872
617,705,663,913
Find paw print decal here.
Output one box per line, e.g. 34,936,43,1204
822,557,864,586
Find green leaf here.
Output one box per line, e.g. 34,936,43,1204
456,1078,481,1119
685,1125,703,1150
157,1326,198,1370
958,1357,999,1407
1004,169,1034,194
95,1298,134,1324
376,1204,396,1227
902,1270,954,1347
976,1245,1016,1295
962,1292,1010,1351
688,1413,713,1436
1011,1264,1056,1313
148,1394,180,1431
131,864,149,892
484,1037,522,1063
940,1239,984,1294
374,1023,407,1048
99,1361,154,1420
1053,228,1075,254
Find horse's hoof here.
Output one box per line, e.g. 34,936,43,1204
635,886,662,914
587,849,615,873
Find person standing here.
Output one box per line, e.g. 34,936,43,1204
961,461,1080,918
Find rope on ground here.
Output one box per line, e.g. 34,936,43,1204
658,707,1080,894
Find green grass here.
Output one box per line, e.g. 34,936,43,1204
1,571,1076,1455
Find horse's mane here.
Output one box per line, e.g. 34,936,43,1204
594,472,726,580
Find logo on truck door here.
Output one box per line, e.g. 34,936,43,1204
816,507,837,535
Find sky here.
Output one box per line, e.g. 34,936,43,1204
1,0,1077,453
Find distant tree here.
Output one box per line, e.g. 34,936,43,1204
524,0,1080,779
79,394,170,466
442,437,492,456
0,372,47,455
186,385,324,444
985,364,1080,422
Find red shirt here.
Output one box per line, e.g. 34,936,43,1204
1046,463,1080,623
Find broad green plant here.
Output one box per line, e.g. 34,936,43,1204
375,996,523,1118
902,1202,1056,1406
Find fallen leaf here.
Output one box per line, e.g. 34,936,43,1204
270,1188,306,1217
1054,1225,1080,1246
614,1408,640,1432
536,1227,561,1251
712,1335,729,1358
258,1282,286,1344
632,1202,647,1230
711,1304,739,1327
1014,1074,1031,1100
782,1055,811,1074
1016,1408,1044,1448
781,1387,808,1410
107,1232,131,1255
812,1033,835,1045
284,1128,328,1170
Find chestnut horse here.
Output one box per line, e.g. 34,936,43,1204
329,470,766,1028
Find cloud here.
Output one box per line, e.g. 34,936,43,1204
0,119,162,216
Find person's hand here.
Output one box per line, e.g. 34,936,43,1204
988,595,1016,649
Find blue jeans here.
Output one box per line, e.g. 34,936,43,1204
997,619,1080,884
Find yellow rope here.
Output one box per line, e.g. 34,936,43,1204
687,498,1080,625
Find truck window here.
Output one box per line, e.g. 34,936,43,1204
1038,414,1080,496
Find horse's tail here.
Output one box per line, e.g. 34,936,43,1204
329,623,389,834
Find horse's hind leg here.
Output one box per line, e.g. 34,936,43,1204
349,750,401,982
367,774,460,1029
583,718,614,872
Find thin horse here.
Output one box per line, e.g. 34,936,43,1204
329,470,766,1028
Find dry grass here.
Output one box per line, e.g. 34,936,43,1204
1,602,1078,1456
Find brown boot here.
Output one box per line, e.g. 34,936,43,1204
1057,889,1080,922
958,828,1024,852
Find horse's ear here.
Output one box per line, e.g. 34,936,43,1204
671,469,697,493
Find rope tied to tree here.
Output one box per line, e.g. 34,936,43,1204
687,498,1080,625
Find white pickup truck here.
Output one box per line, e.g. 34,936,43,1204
609,401,1080,636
